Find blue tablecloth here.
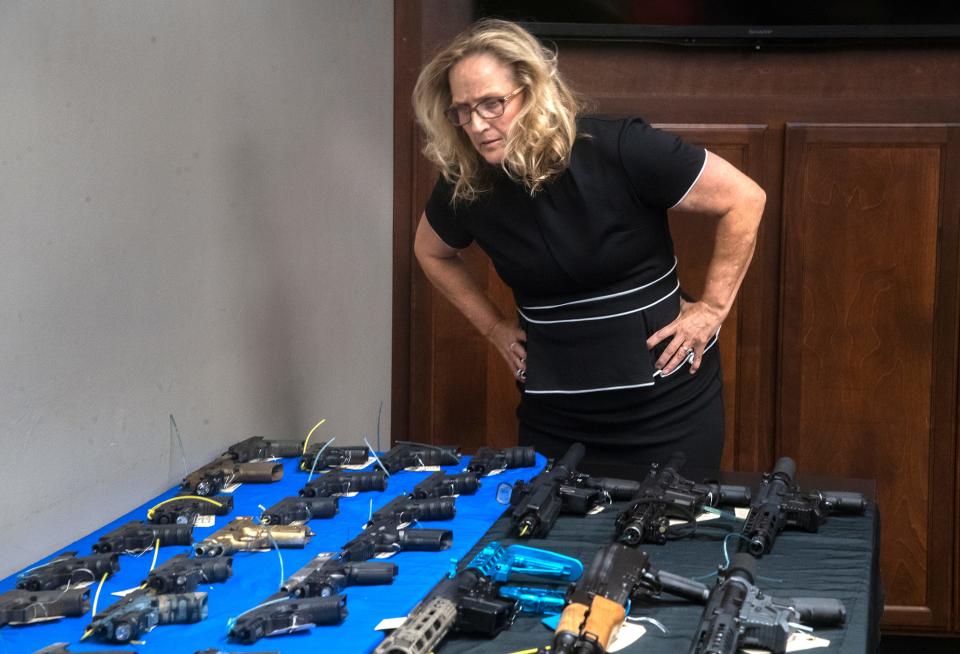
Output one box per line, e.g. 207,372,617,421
0,452,547,654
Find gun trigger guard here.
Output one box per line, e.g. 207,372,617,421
601,491,613,506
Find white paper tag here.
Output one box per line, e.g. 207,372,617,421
406,465,442,472
374,551,398,559
484,468,506,477
669,511,721,526
342,457,376,470
587,505,606,515
607,622,646,652
374,616,408,631
335,491,359,498
744,632,830,653
193,515,215,528
734,507,750,520
111,586,142,597
288,519,307,526
221,483,242,493
72,580,94,589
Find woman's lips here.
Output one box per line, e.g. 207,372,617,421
480,138,501,148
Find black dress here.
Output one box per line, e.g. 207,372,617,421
425,116,723,478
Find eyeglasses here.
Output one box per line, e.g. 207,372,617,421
444,88,524,127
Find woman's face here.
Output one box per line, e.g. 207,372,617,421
448,53,524,165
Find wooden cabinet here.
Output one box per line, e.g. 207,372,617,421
392,0,960,634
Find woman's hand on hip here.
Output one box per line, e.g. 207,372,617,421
647,298,722,375
487,319,527,381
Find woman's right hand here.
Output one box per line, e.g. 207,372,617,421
487,319,527,381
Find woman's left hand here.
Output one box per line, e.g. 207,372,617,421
646,298,723,375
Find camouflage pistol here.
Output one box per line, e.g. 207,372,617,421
86,587,207,643
194,517,313,557
181,454,283,497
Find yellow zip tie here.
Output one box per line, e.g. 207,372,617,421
508,647,550,654
149,538,160,571
302,419,327,454
146,495,224,520
91,572,109,618
80,629,92,641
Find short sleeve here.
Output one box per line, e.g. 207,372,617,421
619,118,707,210
424,175,474,249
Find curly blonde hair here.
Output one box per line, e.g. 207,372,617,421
413,19,581,204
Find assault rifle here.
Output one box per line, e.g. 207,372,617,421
299,469,387,498
147,494,234,525
372,541,582,654
742,457,867,556
340,495,455,562
467,445,537,475
411,471,480,499
181,454,283,496
228,595,347,644
299,444,370,472
548,543,709,654
145,553,233,593
378,440,461,473
85,587,207,643
259,495,339,525
16,551,120,591
615,452,751,545
226,436,304,462
194,517,313,557
509,442,640,538
281,552,398,597
91,521,193,554
0,587,89,626
690,552,846,653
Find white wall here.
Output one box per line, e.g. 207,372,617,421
0,1,393,578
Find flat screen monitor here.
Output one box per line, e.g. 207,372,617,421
475,1,960,44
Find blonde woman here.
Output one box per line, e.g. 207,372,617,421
412,19,765,477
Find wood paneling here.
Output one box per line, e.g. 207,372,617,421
780,125,960,628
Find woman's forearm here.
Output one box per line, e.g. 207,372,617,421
414,215,528,378
699,187,765,322
416,250,505,337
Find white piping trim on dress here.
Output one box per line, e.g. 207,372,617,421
524,326,722,394
668,150,709,210
517,283,679,325
525,380,656,395
521,258,678,310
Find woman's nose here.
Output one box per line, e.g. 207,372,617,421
467,110,490,133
